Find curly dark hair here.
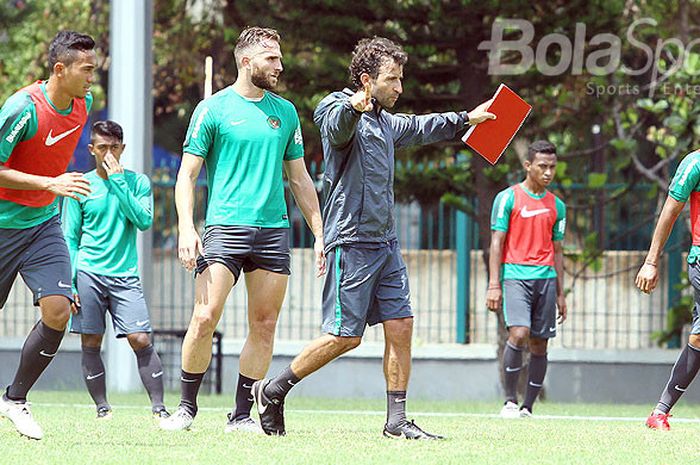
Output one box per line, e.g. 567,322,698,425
348,37,407,90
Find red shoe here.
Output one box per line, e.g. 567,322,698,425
646,411,671,431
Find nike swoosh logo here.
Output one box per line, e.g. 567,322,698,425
136,320,149,326
242,384,252,389
549,326,557,332
529,382,543,388
505,366,521,372
394,398,407,403
86,372,104,380
287,380,297,386
230,119,247,126
151,371,163,379
257,401,268,415
181,377,198,383
45,125,81,146
520,206,550,218
674,384,687,392
39,350,57,358
58,281,72,289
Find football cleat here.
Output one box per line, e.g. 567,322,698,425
251,379,286,436
646,411,671,431
0,395,43,440
500,401,520,419
159,406,193,431
519,407,533,418
224,414,264,434
96,406,113,420
152,408,170,420
383,419,444,440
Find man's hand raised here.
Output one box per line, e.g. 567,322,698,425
350,82,373,112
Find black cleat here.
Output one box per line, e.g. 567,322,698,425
96,406,113,420
251,379,286,436
152,408,170,419
383,419,444,440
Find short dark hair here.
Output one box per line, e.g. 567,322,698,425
91,120,123,144
348,37,408,90
48,30,95,71
527,140,557,161
234,26,280,65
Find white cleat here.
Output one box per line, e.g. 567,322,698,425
499,401,520,419
0,395,44,440
159,407,193,431
519,407,533,418
224,415,264,434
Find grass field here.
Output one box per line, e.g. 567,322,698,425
1,391,700,464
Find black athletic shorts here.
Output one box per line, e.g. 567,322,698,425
195,225,291,281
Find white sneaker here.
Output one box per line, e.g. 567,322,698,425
159,407,193,431
499,401,520,419
224,415,263,434
0,395,43,440
519,407,533,418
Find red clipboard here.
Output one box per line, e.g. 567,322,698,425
462,84,532,165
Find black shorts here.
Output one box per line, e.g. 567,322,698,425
195,225,291,281
0,215,73,307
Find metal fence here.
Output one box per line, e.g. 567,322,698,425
0,164,686,350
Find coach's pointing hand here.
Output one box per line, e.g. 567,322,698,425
466,99,496,125
350,82,373,112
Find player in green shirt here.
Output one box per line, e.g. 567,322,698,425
0,31,95,440
637,150,700,430
161,27,324,433
487,140,567,418
62,120,169,420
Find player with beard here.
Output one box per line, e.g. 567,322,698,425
160,27,324,432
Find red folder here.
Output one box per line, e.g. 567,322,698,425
462,84,532,165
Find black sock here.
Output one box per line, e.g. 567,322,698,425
522,353,548,412
264,366,301,400
503,341,523,404
233,373,257,420
7,321,64,401
656,343,700,414
386,391,407,426
81,345,109,409
179,370,205,417
135,344,165,412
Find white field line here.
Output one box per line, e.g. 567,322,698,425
33,403,700,424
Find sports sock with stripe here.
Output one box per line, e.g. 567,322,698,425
135,344,165,412
179,370,205,417
6,321,64,401
386,391,408,426
522,353,548,412
503,341,524,404
656,343,700,414
233,373,258,420
82,345,109,410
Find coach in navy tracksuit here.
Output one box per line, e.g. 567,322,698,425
252,36,494,438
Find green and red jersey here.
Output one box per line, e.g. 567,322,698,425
491,183,566,280
669,150,700,263
0,81,93,229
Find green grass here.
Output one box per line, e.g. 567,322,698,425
2,391,700,464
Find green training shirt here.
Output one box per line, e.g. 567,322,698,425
491,184,566,280
0,82,93,229
669,150,700,263
183,87,304,228
62,170,152,290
